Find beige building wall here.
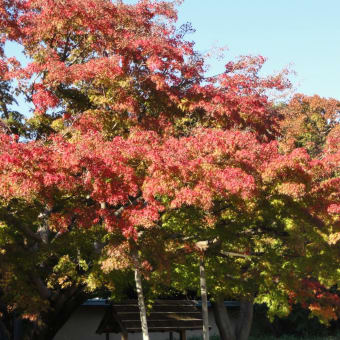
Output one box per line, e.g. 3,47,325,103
54,306,219,340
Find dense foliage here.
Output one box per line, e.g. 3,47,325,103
0,0,338,339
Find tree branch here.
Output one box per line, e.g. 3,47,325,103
219,251,251,259
30,275,52,300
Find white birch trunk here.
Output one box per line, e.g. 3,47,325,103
135,267,149,340
200,257,209,340
131,246,149,340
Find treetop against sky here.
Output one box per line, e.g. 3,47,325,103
4,0,340,115
5,0,340,106
121,0,340,100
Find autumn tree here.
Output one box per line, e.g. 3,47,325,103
279,94,340,157
0,1,339,340
0,0,208,338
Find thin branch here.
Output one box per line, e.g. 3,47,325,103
113,195,143,217
219,250,251,259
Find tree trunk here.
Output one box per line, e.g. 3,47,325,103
199,257,209,340
28,291,87,340
212,296,236,340
0,296,12,340
130,244,149,340
236,299,253,340
13,318,23,340
0,289,88,340
0,318,10,340
134,268,149,340
212,297,254,340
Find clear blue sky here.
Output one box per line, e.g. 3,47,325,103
5,0,340,101
175,0,340,100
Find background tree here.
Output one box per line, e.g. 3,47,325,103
279,94,340,157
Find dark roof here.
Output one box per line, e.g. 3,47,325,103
84,298,240,308
196,300,240,308
96,300,205,334
83,298,110,306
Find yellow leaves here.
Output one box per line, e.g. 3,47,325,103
101,242,130,273
256,236,280,248
86,34,96,44
178,98,190,111
79,258,89,271
221,207,238,221
50,118,65,132
328,232,340,245
57,275,73,289
164,240,180,253
0,223,11,246
27,114,54,129
117,77,133,89
283,217,296,231
54,19,66,31
276,182,306,199
256,290,291,321
270,198,285,209
48,254,81,289
84,272,105,292
91,77,132,98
